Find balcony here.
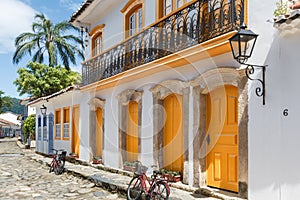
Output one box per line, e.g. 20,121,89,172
82,0,244,86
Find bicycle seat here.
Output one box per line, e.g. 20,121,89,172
153,170,161,175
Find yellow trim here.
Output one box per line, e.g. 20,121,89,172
54,108,62,140
121,0,145,39
81,31,236,92
244,0,248,25
89,24,105,37
90,24,105,57
156,0,189,20
62,107,70,141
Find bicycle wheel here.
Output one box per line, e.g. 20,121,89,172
127,176,143,200
54,160,63,175
150,182,169,200
49,162,54,173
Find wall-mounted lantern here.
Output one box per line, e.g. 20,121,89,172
40,104,47,115
229,24,267,105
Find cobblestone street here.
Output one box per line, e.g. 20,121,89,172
0,139,125,199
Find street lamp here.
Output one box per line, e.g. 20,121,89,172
229,24,267,105
40,104,47,115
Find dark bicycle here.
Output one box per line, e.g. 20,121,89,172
127,161,170,200
49,149,66,175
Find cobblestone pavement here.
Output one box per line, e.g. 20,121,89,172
0,139,125,200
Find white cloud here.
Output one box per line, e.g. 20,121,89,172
60,0,81,12
0,0,36,54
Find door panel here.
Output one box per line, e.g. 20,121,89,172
72,106,80,156
163,94,183,173
206,85,238,192
96,108,103,157
126,101,139,162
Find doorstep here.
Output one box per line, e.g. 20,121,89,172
22,147,243,200
87,161,246,200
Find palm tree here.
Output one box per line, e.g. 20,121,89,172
0,90,12,113
13,13,84,70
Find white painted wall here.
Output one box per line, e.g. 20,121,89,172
27,106,36,116
249,21,300,199
144,0,156,26
83,52,235,170
32,90,82,156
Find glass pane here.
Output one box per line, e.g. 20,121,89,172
165,0,172,15
177,0,184,8
138,8,143,30
129,13,136,36
94,36,102,55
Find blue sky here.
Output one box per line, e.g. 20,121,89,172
0,0,83,98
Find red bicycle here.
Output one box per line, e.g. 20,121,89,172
127,161,170,200
49,149,66,175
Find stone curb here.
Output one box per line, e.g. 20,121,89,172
18,144,246,200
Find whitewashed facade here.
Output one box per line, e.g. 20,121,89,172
248,12,300,199
30,0,300,199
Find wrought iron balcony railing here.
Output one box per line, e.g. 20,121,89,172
82,0,244,86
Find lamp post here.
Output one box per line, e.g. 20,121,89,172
40,104,47,115
229,24,267,105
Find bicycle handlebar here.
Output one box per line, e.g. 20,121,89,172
51,149,65,154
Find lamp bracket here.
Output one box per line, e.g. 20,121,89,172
244,64,267,105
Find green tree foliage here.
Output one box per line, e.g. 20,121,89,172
14,62,81,98
0,90,12,113
13,13,84,70
1,97,25,115
23,114,36,140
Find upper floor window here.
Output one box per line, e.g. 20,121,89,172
121,0,144,38
128,7,143,36
89,24,105,57
157,0,188,19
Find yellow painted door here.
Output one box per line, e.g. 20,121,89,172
126,101,139,162
206,85,238,192
96,107,103,157
163,94,183,174
72,106,80,156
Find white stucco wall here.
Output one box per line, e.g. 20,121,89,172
248,16,300,199
32,90,82,156
84,52,235,169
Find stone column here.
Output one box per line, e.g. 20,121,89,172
116,89,143,167
182,86,190,184
192,86,201,186
89,110,96,160
152,95,164,168
88,98,106,162
238,75,248,198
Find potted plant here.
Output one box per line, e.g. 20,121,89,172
123,161,135,172
274,0,290,17
69,152,78,159
92,156,103,164
160,169,182,182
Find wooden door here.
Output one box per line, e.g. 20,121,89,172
96,107,103,157
206,85,238,192
126,101,139,162
72,106,80,156
163,94,183,174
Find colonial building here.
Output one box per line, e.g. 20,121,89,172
29,86,82,156
31,0,282,198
